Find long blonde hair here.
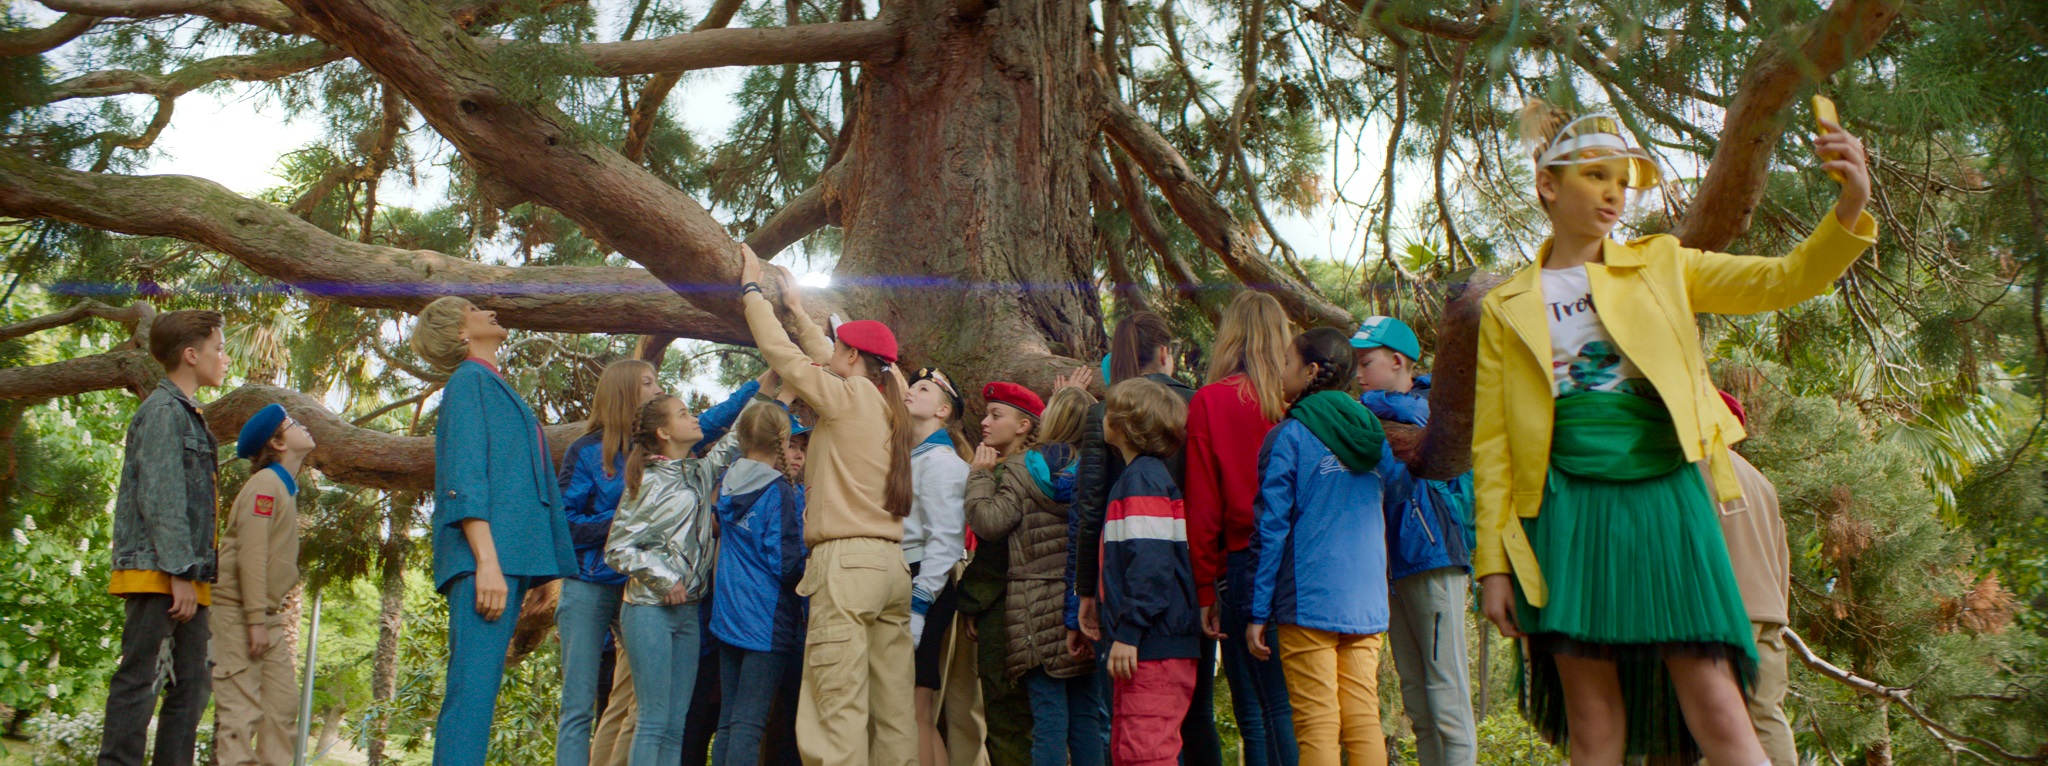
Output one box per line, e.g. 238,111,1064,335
1205,292,1293,423
587,359,655,478
1037,387,1097,447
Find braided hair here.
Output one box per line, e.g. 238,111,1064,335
1291,327,1357,402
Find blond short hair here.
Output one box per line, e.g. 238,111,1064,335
411,297,474,372
1104,378,1187,459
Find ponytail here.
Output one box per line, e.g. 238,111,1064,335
1291,327,1357,402
1109,312,1176,384
861,352,916,518
622,394,676,500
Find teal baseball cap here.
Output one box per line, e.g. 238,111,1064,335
1350,316,1422,362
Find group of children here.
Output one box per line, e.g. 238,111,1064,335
92,100,1874,766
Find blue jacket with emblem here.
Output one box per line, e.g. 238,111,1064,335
1250,418,1406,634
710,458,808,653
1359,377,1474,581
557,380,758,585
431,360,578,592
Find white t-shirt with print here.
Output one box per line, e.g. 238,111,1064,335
1540,265,1651,398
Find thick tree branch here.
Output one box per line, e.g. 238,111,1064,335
48,43,344,103
1098,87,1351,329
476,20,901,78
1671,0,1903,250
278,0,814,332
621,0,745,163
0,13,97,58
0,349,160,400
1093,146,1200,306
0,151,754,342
0,300,152,344
1784,628,2048,764
204,384,584,490
37,0,310,35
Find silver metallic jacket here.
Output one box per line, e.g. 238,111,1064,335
604,432,740,606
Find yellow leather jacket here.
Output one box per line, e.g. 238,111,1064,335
1474,211,1878,607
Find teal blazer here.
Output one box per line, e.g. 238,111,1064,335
431,359,577,591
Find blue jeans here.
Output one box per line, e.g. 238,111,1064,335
1218,549,1298,766
435,574,533,766
555,579,624,766
620,601,701,766
713,644,801,766
1024,670,1109,766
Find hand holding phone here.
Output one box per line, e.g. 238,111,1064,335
1814,95,1845,183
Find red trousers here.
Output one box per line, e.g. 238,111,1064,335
1112,658,1196,766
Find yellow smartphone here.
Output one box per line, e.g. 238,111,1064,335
1813,95,1844,182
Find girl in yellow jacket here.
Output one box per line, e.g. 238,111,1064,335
1473,102,1876,766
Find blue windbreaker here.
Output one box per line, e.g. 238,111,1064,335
710,458,808,653
1358,376,1474,581
1250,419,1407,634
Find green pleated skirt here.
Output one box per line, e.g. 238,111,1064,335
1513,392,1757,761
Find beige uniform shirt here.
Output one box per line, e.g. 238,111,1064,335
1703,450,1789,626
214,465,301,626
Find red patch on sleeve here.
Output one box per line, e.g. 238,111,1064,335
253,496,274,517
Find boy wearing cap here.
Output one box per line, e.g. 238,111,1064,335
212,404,317,766
99,309,230,766
1351,316,1477,766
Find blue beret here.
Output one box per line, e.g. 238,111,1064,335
237,403,288,459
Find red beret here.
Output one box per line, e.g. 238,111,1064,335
982,381,1044,419
835,319,899,363
1718,390,1747,428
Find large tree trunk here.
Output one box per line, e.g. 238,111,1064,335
832,0,1103,391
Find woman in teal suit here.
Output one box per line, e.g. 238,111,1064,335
411,296,578,766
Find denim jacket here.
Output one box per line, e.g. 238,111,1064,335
111,379,219,580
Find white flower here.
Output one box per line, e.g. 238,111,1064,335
78,539,89,552
22,515,35,531
25,622,41,636
12,529,27,545
99,635,111,649
45,683,58,699
13,661,25,674
69,560,82,578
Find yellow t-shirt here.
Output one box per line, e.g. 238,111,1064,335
108,570,213,606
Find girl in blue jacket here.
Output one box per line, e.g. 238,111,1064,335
1245,327,1407,766
411,296,578,766
710,402,808,766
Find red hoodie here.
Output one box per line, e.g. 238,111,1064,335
1183,375,1279,607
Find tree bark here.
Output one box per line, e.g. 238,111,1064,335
0,348,160,401
0,151,753,342
202,384,581,490
0,13,97,58
479,19,902,77
830,0,1104,389
277,0,783,329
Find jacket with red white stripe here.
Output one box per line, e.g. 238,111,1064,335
1098,455,1201,660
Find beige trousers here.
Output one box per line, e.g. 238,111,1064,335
1750,622,1797,766
210,613,297,766
588,645,638,766
796,537,917,766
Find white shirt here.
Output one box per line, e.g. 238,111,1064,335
1540,265,1650,398
904,439,969,609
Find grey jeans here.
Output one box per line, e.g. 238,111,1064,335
1387,568,1476,766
